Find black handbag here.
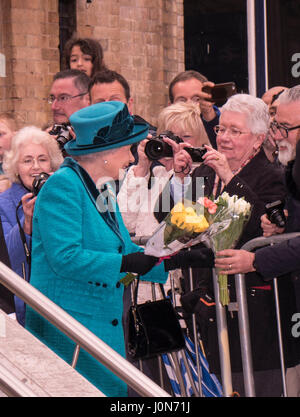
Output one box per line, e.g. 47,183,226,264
127,276,185,360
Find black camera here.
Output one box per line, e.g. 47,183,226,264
32,172,50,196
265,200,286,228
144,130,207,162
144,131,182,160
49,123,71,150
184,146,207,163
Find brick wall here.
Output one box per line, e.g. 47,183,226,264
0,0,184,128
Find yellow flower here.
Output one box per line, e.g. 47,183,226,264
170,213,185,227
193,215,209,233
185,206,197,216
171,202,185,214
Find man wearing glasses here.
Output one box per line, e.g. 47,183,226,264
47,69,90,125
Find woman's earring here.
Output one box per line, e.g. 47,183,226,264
104,160,108,164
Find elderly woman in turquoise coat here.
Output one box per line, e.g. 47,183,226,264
26,101,213,397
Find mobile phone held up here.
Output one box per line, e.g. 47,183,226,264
202,82,237,106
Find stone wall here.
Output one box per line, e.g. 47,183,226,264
0,0,185,128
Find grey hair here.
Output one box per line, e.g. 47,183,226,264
278,85,300,105
3,126,63,183
221,93,270,135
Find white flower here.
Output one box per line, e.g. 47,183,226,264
218,192,230,203
233,197,251,216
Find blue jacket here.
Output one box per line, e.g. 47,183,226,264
26,158,167,397
0,182,31,326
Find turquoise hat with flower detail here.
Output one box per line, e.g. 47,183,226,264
65,101,149,155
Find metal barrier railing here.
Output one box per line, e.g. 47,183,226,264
133,232,300,397
233,232,300,397
0,261,170,397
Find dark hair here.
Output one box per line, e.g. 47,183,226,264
168,70,208,103
53,69,90,93
62,37,107,77
89,69,131,101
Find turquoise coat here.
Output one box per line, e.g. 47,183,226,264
26,158,167,397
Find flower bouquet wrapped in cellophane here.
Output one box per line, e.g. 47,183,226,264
145,192,251,306
199,192,252,306
145,199,210,257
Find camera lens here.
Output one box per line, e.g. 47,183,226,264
269,209,286,228
144,139,173,160
32,172,50,196
265,200,286,228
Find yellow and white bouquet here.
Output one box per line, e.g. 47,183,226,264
145,200,210,258
145,192,251,306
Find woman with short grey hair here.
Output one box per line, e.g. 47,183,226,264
0,126,63,326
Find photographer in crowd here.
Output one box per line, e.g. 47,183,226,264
117,101,209,393
0,126,63,326
118,101,209,237
46,69,91,154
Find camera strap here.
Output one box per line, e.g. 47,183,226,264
16,200,31,268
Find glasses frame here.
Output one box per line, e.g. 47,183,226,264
270,120,300,139
47,92,88,105
213,125,251,138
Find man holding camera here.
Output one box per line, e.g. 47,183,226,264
46,69,90,152
49,69,90,124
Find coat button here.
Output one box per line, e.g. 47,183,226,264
102,283,107,288
111,319,118,326
116,282,121,288
118,246,122,253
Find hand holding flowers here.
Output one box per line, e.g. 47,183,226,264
145,191,251,306
201,192,252,306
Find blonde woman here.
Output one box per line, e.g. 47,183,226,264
118,101,209,238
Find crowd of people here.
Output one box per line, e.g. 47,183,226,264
1,35,300,398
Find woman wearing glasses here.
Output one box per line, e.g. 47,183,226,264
156,94,300,396
0,126,63,326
